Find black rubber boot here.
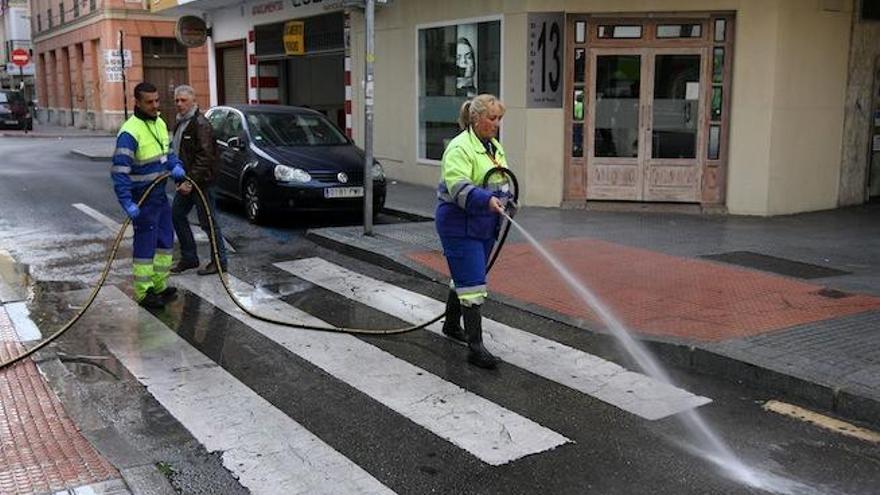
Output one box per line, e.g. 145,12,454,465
441,290,467,342
462,304,499,369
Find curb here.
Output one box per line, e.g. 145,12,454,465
1,132,115,139
306,226,880,430
70,149,112,161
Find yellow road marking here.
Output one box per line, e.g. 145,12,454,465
763,400,880,444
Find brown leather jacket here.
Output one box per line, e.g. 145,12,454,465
173,109,217,185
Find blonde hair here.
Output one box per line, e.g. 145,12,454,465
457,94,505,131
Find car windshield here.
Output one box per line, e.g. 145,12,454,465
246,111,348,146
0,91,24,104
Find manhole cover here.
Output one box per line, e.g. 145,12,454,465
699,251,850,279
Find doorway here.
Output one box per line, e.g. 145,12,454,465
142,37,189,128
564,15,734,205
868,56,880,201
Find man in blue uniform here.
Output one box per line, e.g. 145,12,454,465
111,82,186,308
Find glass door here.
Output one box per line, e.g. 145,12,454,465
586,50,646,200
644,50,707,202
586,48,706,201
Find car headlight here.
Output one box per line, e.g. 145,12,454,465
372,161,385,180
274,165,311,183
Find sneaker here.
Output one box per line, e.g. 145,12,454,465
197,261,227,276
138,288,166,309
170,260,199,274
157,286,178,303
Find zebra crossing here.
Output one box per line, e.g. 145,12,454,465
75,256,715,494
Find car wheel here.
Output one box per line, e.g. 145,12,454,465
243,176,264,224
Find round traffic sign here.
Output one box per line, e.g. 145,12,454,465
11,48,29,67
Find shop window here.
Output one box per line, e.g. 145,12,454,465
74,0,80,18
418,19,501,161
90,0,96,11
711,86,723,120
59,3,64,24
656,24,702,38
597,25,642,39
48,8,53,29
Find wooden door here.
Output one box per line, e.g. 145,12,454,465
586,48,647,200
643,48,707,202
142,38,188,129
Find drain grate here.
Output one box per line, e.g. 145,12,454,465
699,251,850,279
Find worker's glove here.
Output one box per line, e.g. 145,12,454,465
170,165,186,181
124,203,140,220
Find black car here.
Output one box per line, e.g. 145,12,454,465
0,90,32,131
204,105,386,223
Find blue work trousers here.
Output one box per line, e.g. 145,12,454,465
132,188,174,259
171,185,227,266
439,235,495,306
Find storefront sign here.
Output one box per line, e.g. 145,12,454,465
527,12,564,108
103,49,132,83
284,21,305,55
175,15,208,48
252,1,284,15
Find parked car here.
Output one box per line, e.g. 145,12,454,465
204,105,386,224
0,90,32,131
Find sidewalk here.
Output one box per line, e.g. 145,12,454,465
309,180,880,428
0,121,115,139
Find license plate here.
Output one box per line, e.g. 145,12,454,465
4,120,17,125
324,186,364,199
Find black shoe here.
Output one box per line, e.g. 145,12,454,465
441,290,467,342
138,288,167,309
170,260,199,274
157,286,178,303
462,304,499,369
197,261,227,276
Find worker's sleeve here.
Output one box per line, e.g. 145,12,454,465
111,131,137,210
442,146,492,214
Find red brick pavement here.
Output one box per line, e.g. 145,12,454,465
408,238,880,341
0,307,118,494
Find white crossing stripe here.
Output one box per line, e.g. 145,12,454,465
175,274,570,466
72,203,132,238
276,258,712,421
93,286,394,495
4,301,42,341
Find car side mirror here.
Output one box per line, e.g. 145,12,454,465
227,136,242,149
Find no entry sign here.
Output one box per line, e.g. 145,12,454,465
11,49,29,67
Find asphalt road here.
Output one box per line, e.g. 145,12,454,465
1,136,878,494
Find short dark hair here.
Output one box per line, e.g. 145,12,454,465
134,82,158,101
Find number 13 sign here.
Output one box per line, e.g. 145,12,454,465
527,12,564,108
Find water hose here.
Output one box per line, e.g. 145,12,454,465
0,167,518,370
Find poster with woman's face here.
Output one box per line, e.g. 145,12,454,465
455,25,478,97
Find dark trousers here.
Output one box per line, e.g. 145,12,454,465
171,185,227,266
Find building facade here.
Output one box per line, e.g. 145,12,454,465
31,0,210,130
152,0,880,216
0,0,33,95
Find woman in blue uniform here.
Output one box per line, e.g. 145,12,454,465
436,94,509,369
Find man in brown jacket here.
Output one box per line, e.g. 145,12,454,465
169,85,228,275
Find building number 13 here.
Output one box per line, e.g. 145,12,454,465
536,20,561,92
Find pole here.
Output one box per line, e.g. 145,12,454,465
363,0,375,236
20,65,26,134
120,30,128,120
